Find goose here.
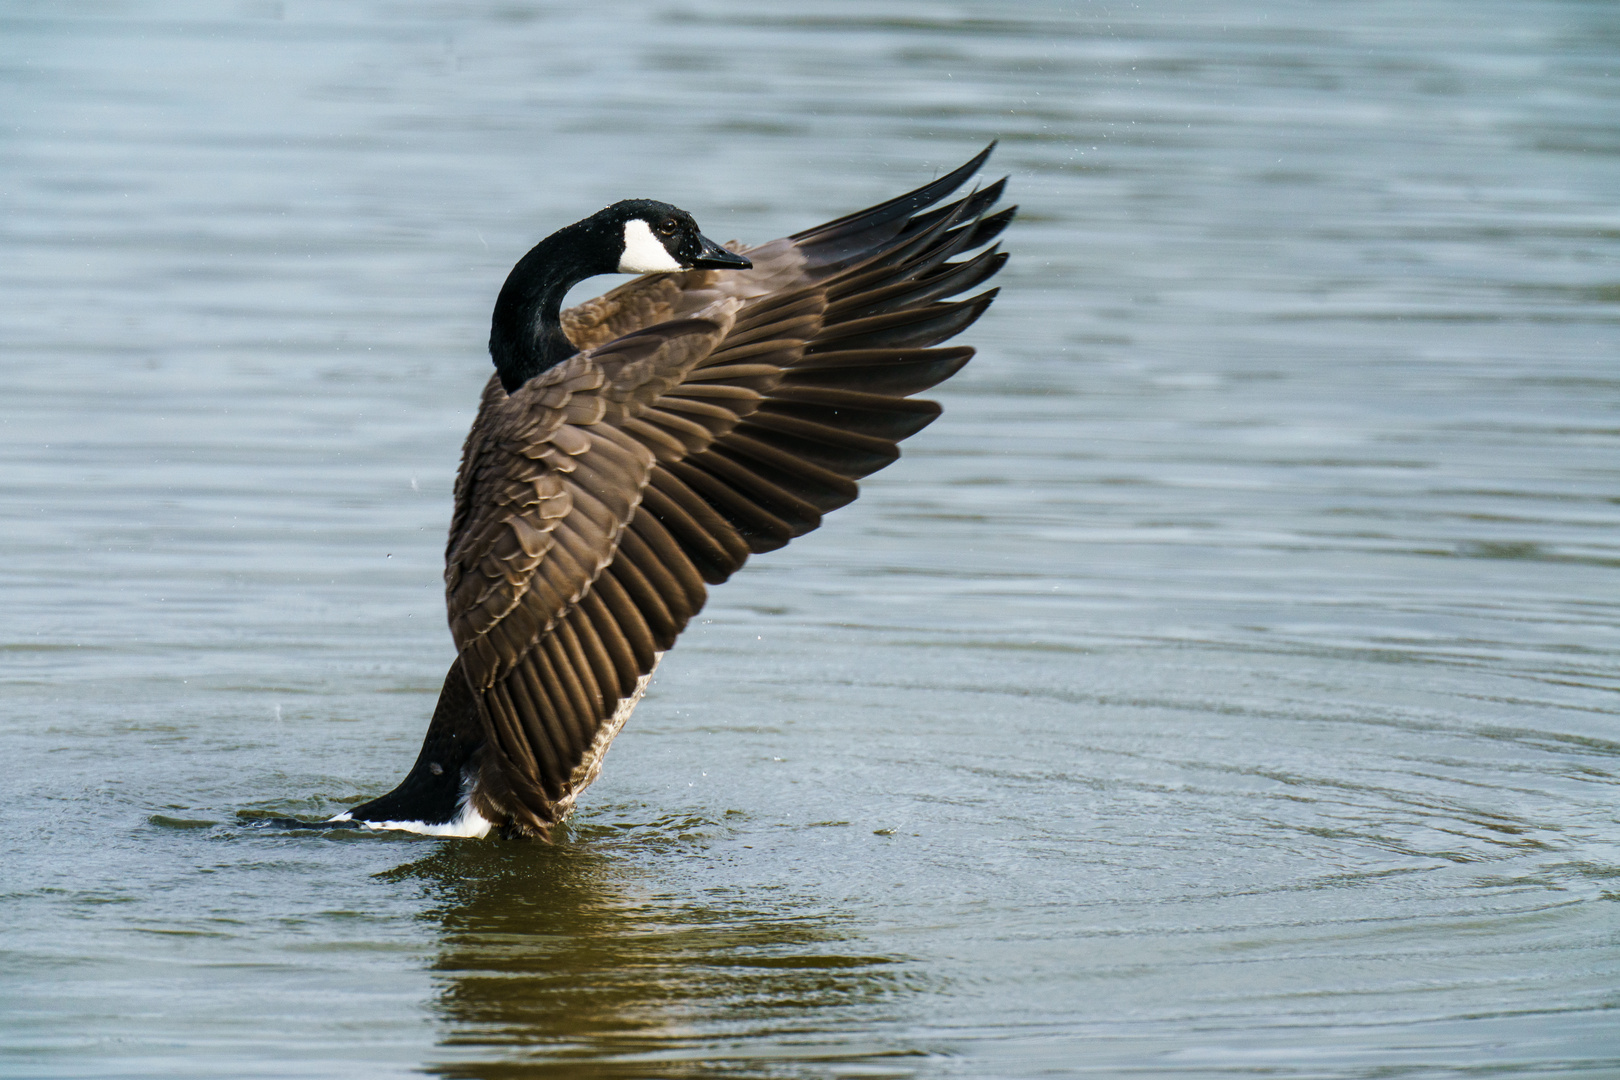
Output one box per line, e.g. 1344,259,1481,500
328,145,1013,839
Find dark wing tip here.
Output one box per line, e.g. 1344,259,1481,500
788,143,998,245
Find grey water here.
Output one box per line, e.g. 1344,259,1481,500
2,1,1617,1076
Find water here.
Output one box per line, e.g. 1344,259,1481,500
3,1,1618,1076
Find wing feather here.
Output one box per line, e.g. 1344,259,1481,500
638,478,744,584
419,147,1013,837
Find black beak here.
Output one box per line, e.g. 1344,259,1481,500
688,233,753,271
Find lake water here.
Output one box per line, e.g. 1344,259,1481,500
3,1,1618,1077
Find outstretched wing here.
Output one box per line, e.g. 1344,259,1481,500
451,146,1014,836
560,143,1009,351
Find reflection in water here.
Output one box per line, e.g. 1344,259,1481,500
386,821,915,1078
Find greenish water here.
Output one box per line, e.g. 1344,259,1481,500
3,1,1618,1076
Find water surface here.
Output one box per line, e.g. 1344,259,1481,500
3,1,1618,1077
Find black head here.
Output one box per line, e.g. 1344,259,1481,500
489,198,752,393
598,199,753,274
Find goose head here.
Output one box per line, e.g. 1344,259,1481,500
601,199,754,274
489,200,752,393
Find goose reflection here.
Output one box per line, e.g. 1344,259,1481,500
380,816,919,1078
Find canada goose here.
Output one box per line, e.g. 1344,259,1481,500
329,145,1012,839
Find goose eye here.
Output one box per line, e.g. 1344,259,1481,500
655,217,678,237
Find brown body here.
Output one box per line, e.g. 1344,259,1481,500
345,147,1013,838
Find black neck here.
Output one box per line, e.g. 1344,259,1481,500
488,220,616,393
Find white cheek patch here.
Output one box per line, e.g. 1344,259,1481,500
618,218,684,274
